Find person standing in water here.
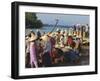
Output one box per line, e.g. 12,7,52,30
28,31,38,68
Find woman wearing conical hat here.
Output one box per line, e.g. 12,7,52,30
28,31,38,68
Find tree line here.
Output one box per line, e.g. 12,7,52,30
25,12,43,29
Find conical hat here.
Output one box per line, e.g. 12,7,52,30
68,33,72,36
73,32,76,36
76,35,81,39
25,36,29,40
60,29,64,34
41,35,49,41
30,35,37,41
49,33,52,37
65,30,67,33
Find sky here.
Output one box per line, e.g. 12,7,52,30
36,13,89,26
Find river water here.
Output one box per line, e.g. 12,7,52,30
25,26,69,35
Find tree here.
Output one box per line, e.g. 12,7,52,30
25,12,43,28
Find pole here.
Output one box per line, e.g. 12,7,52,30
50,19,59,33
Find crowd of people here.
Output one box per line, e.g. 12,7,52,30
25,28,83,68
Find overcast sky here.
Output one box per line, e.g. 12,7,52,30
36,13,89,26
